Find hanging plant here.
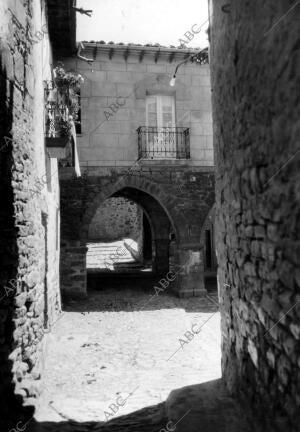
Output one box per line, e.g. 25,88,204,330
57,116,73,139
53,63,84,120
53,62,84,89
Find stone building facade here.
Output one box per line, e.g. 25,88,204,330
60,43,216,298
209,0,300,430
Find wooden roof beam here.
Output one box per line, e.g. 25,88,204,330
109,47,114,60
154,49,160,63
168,52,175,63
93,45,98,60
139,50,145,63
124,48,130,61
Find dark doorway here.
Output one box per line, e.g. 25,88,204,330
205,229,212,270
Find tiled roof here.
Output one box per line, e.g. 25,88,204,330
79,42,208,63
81,41,203,51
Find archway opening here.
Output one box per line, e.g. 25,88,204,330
86,196,153,279
86,186,175,292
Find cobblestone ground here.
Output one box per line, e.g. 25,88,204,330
32,280,220,429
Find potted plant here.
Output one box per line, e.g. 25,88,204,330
45,64,83,157
53,63,84,120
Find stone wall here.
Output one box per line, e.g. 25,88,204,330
60,165,215,297
63,45,213,167
0,0,60,419
59,41,215,299
210,1,300,430
88,197,143,242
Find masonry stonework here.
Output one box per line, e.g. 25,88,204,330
60,165,215,298
210,1,300,430
88,197,143,242
63,46,213,166
60,43,215,298
0,0,61,420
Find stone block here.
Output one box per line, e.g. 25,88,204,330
244,261,257,277
266,349,275,368
254,225,265,239
247,339,258,368
290,323,300,340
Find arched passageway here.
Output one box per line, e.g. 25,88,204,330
111,187,174,275
86,196,148,276
87,187,176,290
85,187,175,290
60,173,213,299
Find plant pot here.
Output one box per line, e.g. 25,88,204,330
46,136,70,158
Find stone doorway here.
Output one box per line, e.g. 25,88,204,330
60,185,181,298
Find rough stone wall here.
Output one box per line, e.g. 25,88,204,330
0,0,60,419
88,197,143,242
210,1,300,430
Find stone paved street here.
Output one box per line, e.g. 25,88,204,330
34,283,221,425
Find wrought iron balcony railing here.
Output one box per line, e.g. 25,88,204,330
43,70,82,176
44,80,73,143
137,126,190,160
44,80,77,168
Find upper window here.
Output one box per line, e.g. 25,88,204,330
139,95,189,160
146,95,175,129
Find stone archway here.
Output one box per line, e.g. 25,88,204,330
85,185,175,276
111,187,173,274
60,171,211,298
80,171,180,242
60,177,178,298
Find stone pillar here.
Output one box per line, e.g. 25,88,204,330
60,240,88,298
153,239,170,274
176,247,206,297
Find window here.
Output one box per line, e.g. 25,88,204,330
146,95,175,128
145,95,176,158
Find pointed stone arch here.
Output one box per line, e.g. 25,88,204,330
81,178,178,243
60,168,213,298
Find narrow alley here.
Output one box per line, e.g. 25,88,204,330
1,1,299,431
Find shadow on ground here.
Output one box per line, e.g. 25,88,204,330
63,275,219,313
27,401,166,432
3,379,258,432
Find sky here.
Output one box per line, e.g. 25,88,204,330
76,0,209,48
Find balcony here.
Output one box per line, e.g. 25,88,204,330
137,127,190,160
44,80,73,156
44,79,81,176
